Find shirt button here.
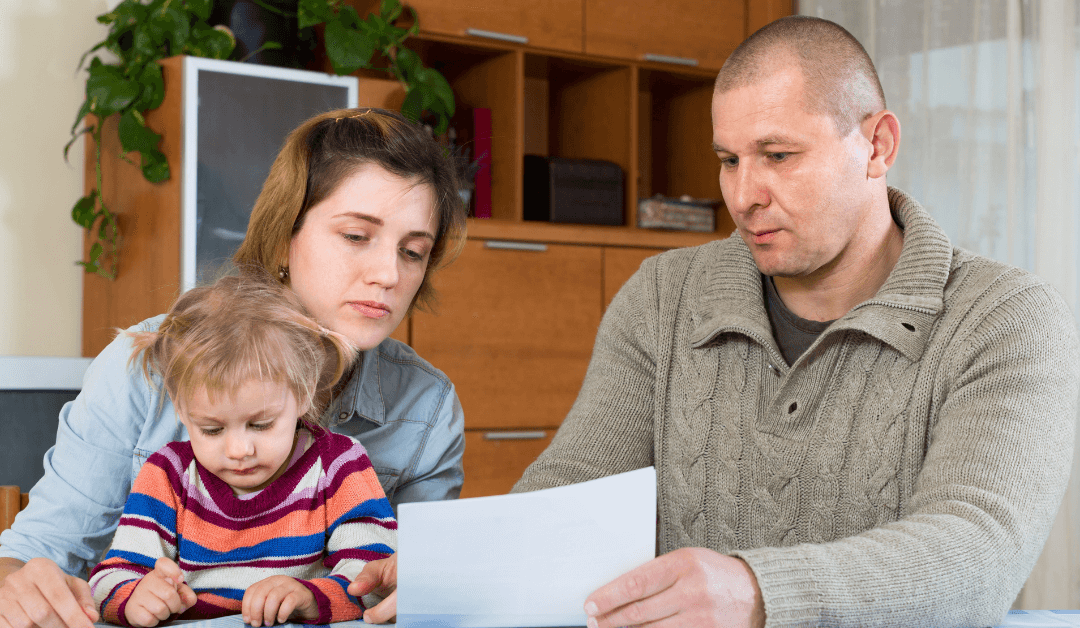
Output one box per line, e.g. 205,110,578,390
339,412,349,420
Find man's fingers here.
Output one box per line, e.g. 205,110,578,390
362,589,397,624
585,556,679,619
587,583,681,628
34,571,96,628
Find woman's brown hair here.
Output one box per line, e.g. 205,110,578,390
233,107,466,313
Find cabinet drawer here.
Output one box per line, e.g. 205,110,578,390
410,0,583,53
584,0,745,70
603,247,664,308
461,429,555,498
412,239,602,430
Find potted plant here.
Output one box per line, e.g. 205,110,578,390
69,0,454,280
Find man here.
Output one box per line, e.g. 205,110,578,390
512,15,1080,628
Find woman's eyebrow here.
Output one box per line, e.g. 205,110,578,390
339,211,436,241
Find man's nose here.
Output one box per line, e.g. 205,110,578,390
724,161,769,216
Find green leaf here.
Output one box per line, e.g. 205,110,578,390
141,149,170,183
154,4,190,52
118,109,162,155
86,63,140,118
325,19,375,75
187,24,236,59
63,126,93,162
400,87,423,123
298,0,332,29
395,47,421,81
424,68,455,116
380,0,403,23
185,0,212,22
132,61,165,111
70,99,93,135
71,194,98,230
88,242,103,264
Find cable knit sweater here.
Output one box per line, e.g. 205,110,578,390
514,188,1080,627
89,428,396,625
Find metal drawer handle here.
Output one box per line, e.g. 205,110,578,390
465,28,529,44
643,53,699,67
484,431,548,440
484,240,548,252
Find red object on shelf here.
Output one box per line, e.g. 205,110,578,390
472,107,492,219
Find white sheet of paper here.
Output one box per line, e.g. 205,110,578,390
396,467,657,628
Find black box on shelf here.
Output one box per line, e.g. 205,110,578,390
524,155,624,226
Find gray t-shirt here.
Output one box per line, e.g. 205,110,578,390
762,275,835,366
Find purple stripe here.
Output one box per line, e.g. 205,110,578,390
298,579,334,625
180,598,239,619
116,516,178,546
180,488,323,530
325,548,392,566
354,516,398,530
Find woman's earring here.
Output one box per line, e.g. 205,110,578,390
278,266,289,280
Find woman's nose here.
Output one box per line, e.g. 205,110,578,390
365,243,400,288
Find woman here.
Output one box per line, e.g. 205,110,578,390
0,108,465,628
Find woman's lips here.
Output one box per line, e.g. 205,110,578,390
350,301,391,319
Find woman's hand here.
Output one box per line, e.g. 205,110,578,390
123,557,196,628
348,554,397,624
242,576,318,626
0,557,98,628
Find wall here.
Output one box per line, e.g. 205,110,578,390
0,0,112,356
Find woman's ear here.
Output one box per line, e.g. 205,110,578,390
863,110,900,179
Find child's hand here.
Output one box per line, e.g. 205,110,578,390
242,576,318,626
124,557,197,627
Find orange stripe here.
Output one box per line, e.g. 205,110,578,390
131,462,179,507
176,506,328,553
326,467,386,524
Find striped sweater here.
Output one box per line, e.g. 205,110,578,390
89,427,397,625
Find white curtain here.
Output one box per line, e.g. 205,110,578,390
800,0,1080,610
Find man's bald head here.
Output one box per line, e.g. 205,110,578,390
715,16,886,137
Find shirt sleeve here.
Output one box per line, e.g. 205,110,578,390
392,382,466,505
88,451,181,626
732,284,1080,628
298,440,397,623
0,319,168,577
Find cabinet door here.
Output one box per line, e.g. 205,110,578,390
409,0,583,53
411,239,603,430
603,247,664,308
585,0,745,70
461,429,555,498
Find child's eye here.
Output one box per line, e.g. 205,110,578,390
200,427,223,436
251,421,274,431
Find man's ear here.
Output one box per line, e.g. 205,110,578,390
863,110,900,179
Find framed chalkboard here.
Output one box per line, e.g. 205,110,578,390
180,57,359,291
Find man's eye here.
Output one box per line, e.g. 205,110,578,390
719,156,738,168
769,152,790,162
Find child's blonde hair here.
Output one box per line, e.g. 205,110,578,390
128,269,356,428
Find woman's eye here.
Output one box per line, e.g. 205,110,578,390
343,233,368,243
401,247,425,261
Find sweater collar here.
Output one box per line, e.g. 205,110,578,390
691,187,952,363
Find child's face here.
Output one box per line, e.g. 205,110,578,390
177,379,307,494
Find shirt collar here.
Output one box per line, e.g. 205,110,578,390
691,187,953,362
325,347,387,426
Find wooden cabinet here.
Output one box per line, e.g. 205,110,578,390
406,0,583,53
460,430,555,498
584,0,745,70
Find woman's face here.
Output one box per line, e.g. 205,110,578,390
287,164,438,351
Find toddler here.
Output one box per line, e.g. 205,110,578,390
89,271,396,627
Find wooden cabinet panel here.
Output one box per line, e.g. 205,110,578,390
748,0,794,36
408,0,583,53
412,239,603,430
603,247,663,308
584,0,745,70
461,429,555,498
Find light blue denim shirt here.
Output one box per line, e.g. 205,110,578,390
0,315,464,577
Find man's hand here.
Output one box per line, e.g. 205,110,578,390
347,554,397,624
584,548,765,628
123,557,196,628
242,576,318,627
0,557,98,628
